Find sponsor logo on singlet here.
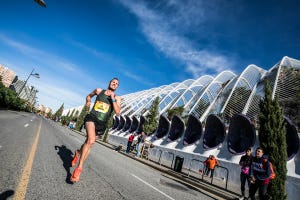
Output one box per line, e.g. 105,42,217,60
94,101,110,113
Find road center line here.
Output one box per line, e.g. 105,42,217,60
131,173,175,200
13,121,42,200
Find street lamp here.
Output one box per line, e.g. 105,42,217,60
17,68,40,98
34,0,46,8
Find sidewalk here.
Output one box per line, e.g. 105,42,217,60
71,129,241,200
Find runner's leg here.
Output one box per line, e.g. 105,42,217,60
78,121,96,168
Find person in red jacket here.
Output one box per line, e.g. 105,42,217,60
203,155,219,178
126,133,135,153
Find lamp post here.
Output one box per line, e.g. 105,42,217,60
17,68,40,98
34,0,47,7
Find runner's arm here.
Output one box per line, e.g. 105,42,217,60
112,95,121,116
86,88,102,107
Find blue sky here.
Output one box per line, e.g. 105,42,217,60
0,0,299,112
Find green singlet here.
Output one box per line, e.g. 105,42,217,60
90,90,113,123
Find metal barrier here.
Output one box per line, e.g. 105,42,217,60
187,159,204,177
214,165,229,190
160,151,175,168
187,159,229,190
149,148,162,164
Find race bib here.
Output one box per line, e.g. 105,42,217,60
94,101,110,113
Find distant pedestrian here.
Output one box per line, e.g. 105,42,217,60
126,133,135,153
203,155,219,178
249,147,271,200
135,132,146,158
70,78,121,182
239,148,253,199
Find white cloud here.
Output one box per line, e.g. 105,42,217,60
0,34,89,76
0,34,95,110
66,38,115,61
66,37,155,87
122,70,154,86
36,81,85,111
119,0,234,78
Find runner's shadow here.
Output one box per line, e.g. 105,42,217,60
54,145,74,184
0,190,14,200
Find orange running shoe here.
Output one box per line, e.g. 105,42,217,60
70,167,82,182
71,150,80,167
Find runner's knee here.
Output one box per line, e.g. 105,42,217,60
85,138,95,146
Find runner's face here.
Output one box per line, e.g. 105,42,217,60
109,79,119,91
256,149,263,158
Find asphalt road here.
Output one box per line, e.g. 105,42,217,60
0,110,215,200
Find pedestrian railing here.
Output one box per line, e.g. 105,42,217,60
186,158,229,190
187,158,205,177
214,165,229,190
159,151,175,168
149,148,162,163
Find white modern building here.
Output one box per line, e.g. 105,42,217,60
64,56,300,199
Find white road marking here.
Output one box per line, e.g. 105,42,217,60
131,173,175,200
24,124,29,127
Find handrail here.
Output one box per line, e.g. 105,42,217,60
160,151,175,168
155,148,163,164
187,159,204,177
187,159,229,190
215,165,229,190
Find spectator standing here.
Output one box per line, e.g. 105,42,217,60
203,155,219,178
126,133,135,153
249,147,271,200
239,148,253,199
135,132,146,158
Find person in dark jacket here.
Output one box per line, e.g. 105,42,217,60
249,147,271,200
239,148,252,199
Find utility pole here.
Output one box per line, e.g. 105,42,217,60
17,68,40,98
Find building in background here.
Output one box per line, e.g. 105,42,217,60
0,64,40,108
0,64,16,87
35,104,52,116
9,76,39,105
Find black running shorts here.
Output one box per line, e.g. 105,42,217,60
84,114,107,136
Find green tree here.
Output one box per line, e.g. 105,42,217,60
69,109,75,118
75,105,90,131
47,110,53,118
259,81,287,200
53,103,64,121
166,105,184,120
66,110,70,117
143,97,160,135
102,113,114,143
60,115,69,126
74,110,79,120
0,76,25,111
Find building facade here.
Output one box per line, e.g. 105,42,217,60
0,64,16,87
